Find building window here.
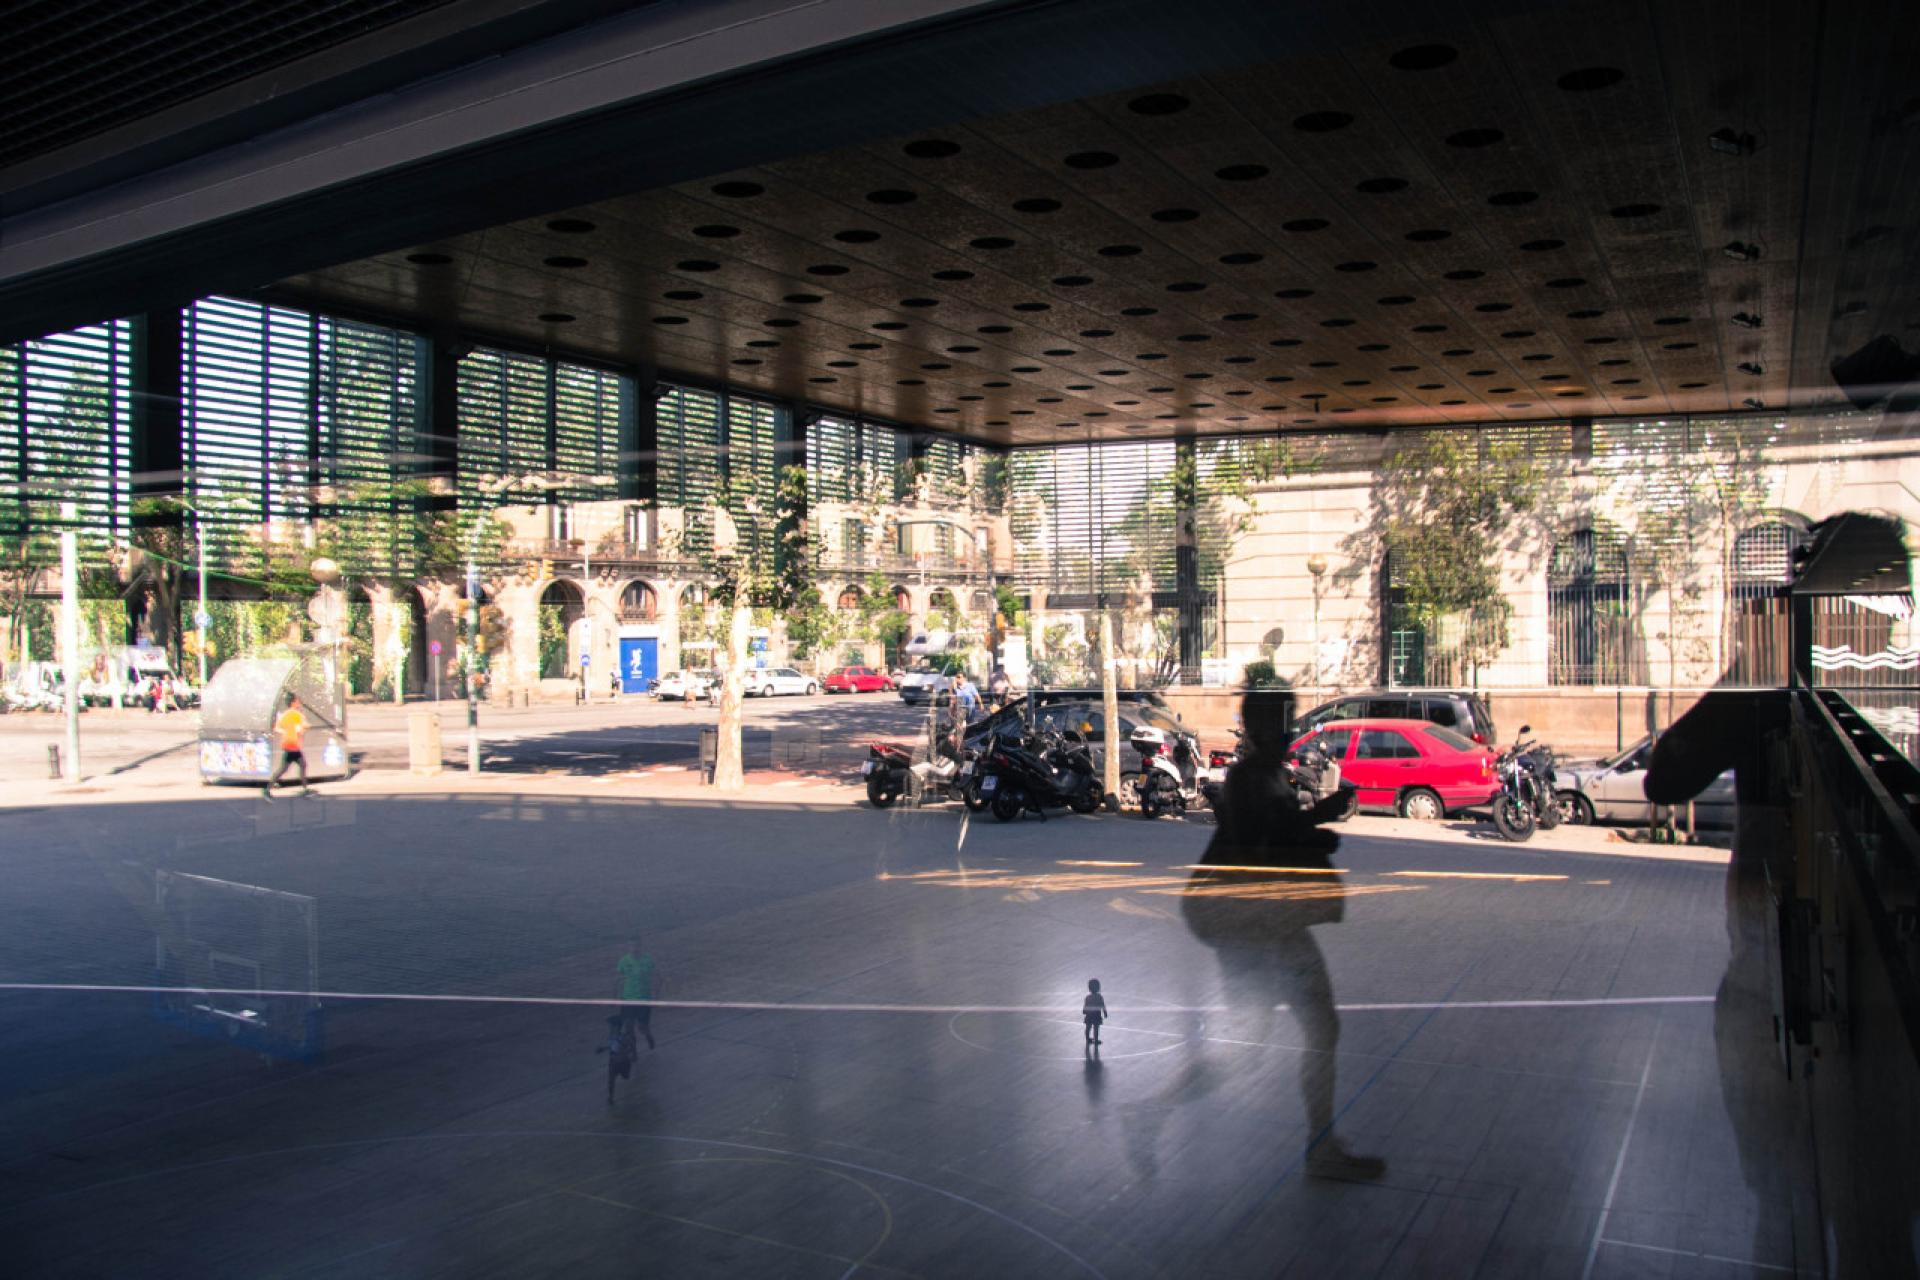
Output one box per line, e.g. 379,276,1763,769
1728,520,1807,685
548,505,574,542
620,581,656,622
623,505,648,551
842,518,869,566
1548,527,1633,685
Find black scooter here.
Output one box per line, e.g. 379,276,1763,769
978,728,1105,821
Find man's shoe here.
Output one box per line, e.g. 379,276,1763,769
261,788,274,803
1305,1137,1386,1182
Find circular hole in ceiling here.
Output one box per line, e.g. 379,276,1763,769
1067,383,1095,390
1309,360,1338,368
1137,352,1167,360
784,293,822,304
1443,347,1474,357
1611,377,1642,386
1013,197,1063,214
764,319,799,328
405,252,452,264
1225,356,1256,365
1663,341,1698,350
1321,318,1356,327
1052,275,1093,286
1412,323,1447,333
1222,312,1259,322
709,182,762,199
663,289,702,301
544,255,588,268
1359,342,1390,352
1567,308,1605,320
806,264,849,276
1501,329,1537,339
902,138,961,158
1488,190,1539,206
1128,92,1191,115
1405,228,1452,242
676,259,720,272
1371,397,1399,404
1341,379,1371,387
1013,301,1051,311
978,324,1013,334
1540,373,1571,382
1151,207,1199,223
834,229,880,244
1523,353,1553,362
1554,389,1585,397
1356,176,1409,194
1166,281,1207,292
1120,307,1158,317
1597,357,1629,366
895,378,924,386
1546,277,1587,289
1584,336,1618,344
1270,337,1303,347
958,395,983,402
871,321,907,331
948,344,982,353
932,269,973,281
1475,302,1513,312
1443,268,1485,281
826,361,857,368
1283,218,1330,232
1098,244,1142,257
538,312,574,323
1037,396,1063,403
1294,110,1355,132
899,297,939,307
1219,252,1264,265
934,407,959,414
1177,334,1212,342
1275,288,1315,299
1080,328,1114,337
1064,150,1119,169
731,358,761,367
1520,239,1565,252
849,342,881,351
1044,348,1076,356
1417,383,1444,390
1390,44,1459,71
1653,315,1691,326
1441,399,1467,405
651,315,687,325
866,189,917,204
1558,66,1625,92
1621,395,1650,401
1446,127,1505,148
1266,375,1294,383
690,224,740,238
983,381,1011,388
1680,381,1709,389
546,218,596,233
1335,260,1378,272
746,339,779,348
1388,363,1418,372
970,236,1016,250
1610,202,1662,219
1216,164,1269,181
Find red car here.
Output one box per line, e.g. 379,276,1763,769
1292,718,1496,820
824,665,894,694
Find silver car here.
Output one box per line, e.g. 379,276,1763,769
1556,735,1735,827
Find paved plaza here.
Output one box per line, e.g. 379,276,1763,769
0,712,1809,1277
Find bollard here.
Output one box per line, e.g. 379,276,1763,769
407,710,444,776
47,744,61,779
699,726,717,784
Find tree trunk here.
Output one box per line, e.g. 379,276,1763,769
1100,609,1121,807
713,601,750,791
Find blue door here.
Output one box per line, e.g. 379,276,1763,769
619,637,658,693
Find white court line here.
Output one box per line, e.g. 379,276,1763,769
1598,1237,1809,1275
0,983,1713,1017
1582,1024,1660,1280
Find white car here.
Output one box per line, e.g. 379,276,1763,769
652,669,717,701
1556,735,1735,827
742,666,818,697
897,663,962,706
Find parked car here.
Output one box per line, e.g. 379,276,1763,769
1556,736,1735,827
898,656,966,706
1295,689,1498,746
1290,718,1497,819
742,666,818,697
824,665,894,694
652,669,717,701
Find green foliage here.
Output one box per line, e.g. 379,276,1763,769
1242,658,1278,688
992,583,1026,631
538,600,568,678
784,586,838,660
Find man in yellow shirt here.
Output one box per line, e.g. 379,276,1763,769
265,693,316,801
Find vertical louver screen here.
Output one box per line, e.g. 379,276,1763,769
456,347,623,508
1010,441,1175,599
658,385,723,555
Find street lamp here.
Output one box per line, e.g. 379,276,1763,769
567,536,592,702
309,555,343,728
1306,553,1328,690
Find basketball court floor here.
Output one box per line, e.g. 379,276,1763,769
0,792,1814,1277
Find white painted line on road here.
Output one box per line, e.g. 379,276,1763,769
1582,1024,1660,1280
1596,1238,1808,1275
0,982,1714,1017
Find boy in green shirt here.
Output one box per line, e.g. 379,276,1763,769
617,940,656,1049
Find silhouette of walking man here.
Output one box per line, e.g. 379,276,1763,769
1083,979,1107,1048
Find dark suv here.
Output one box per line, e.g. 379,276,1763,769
1294,690,1497,745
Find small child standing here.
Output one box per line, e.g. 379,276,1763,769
604,1014,637,1103
1083,979,1107,1047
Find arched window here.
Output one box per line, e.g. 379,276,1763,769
619,581,656,621
1548,527,1633,685
538,580,585,678
837,585,863,611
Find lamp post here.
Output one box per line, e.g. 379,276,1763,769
1307,553,1328,692
465,519,483,774
568,536,592,702
309,556,343,730
59,503,80,782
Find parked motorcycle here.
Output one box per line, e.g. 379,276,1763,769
1490,725,1559,842
864,717,977,809
978,727,1105,821
1131,725,1205,819
1199,733,1355,820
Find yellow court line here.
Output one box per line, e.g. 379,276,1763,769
1383,871,1568,882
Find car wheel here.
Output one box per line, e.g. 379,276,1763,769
806,683,817,695
1557,791,1594,826
1117,772,1144,811
1398,787,1444,821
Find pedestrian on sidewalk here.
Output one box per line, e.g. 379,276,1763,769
264,693,315,801
616,939,656,1050
1083,978,1107,1048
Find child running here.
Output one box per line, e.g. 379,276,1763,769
1083,978,1107,1047
603,1014,637,1103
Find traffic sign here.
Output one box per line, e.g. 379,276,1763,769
581,653,591,666
429,640,443,655
193,610,212,628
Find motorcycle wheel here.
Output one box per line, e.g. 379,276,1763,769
866,771,901,809
1117,771,1144,811
991,787,1023,823
1329,789,1358,823
1491,793,1536,842
1535,784,1563,830
1138,785,1161,820
962,776,989,813
1069,779,1103,815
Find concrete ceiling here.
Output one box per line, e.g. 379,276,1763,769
243,0,1920,443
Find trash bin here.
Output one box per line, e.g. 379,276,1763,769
699,726,718,783
408,711,443,776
